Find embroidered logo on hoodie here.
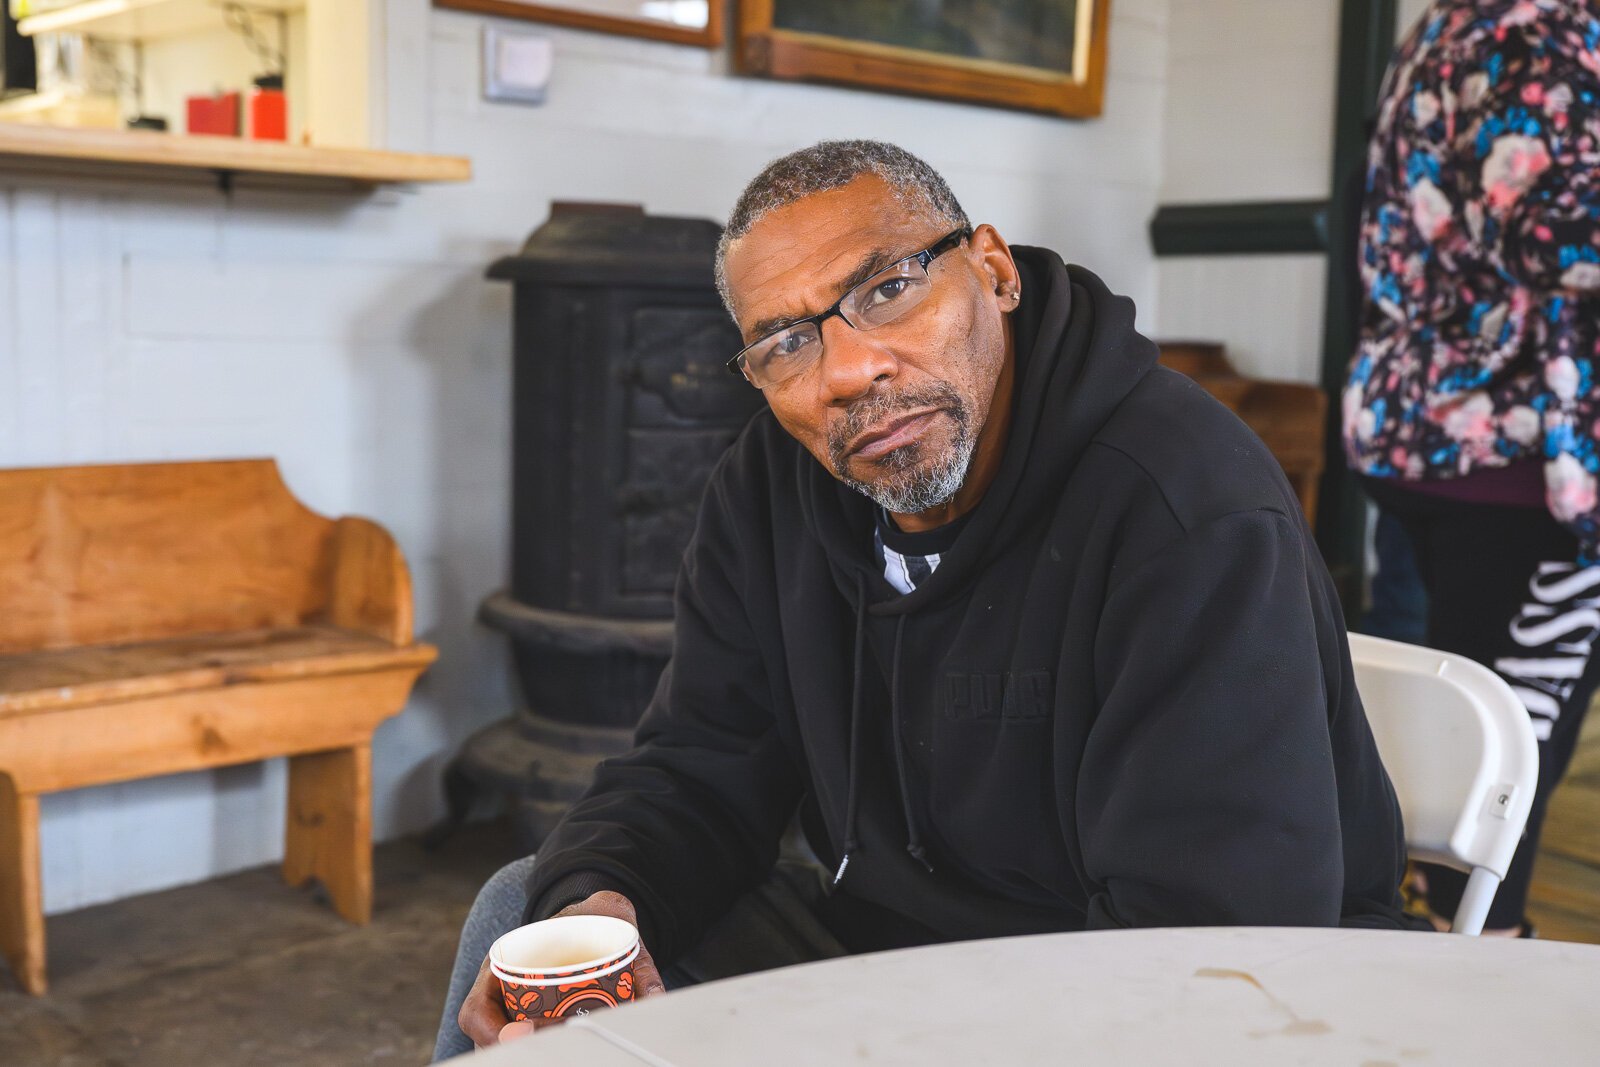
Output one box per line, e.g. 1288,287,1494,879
945,669,1053,722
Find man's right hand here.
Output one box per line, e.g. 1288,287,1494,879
458,890,668,1049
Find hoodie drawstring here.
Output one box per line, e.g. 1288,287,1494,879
832,575,868,889
890,614,933,873
832,577,934,890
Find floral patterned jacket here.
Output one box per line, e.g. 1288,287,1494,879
1342,0,1600,558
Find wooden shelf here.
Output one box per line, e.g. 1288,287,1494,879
0,122,471,189
18,0,302,43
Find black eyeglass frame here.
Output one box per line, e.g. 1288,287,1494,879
725,226,974,383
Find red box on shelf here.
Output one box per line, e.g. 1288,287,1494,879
186,92,240,137
249,75,287,141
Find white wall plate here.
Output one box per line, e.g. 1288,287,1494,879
483,26,552,106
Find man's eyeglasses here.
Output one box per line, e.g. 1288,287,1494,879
727,227,973,389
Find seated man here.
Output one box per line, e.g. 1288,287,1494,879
437,140,1418,1058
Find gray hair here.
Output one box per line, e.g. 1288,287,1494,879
714,140,970,314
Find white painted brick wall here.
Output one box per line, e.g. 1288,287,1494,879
1162,0,1343,204
3,0,1173,914
1157,0,1349,384
1158,254,1331,383
1156,1,1433,387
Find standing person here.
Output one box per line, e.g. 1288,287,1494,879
1344,0,1600,934
438,139,1421,1058
1340,119,1431,646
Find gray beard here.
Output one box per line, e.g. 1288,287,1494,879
828,384,975,514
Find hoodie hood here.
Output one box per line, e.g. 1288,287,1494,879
798,247,1159,613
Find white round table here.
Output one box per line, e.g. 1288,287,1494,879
473,926,1600,1065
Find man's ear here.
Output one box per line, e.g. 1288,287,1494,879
968,224,1021,299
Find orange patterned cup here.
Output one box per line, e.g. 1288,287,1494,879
489,915,641,1022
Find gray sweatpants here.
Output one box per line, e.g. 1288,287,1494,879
433,856,846,1061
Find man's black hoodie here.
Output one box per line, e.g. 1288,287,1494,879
524,248,1416,962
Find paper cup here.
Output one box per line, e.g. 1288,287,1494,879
489,915,641,1022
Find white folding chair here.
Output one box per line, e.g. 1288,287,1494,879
1348,633,1540,935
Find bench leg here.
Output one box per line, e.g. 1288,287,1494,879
0,775,47,996
284,744,373,925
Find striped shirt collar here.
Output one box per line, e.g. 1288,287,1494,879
873,507,971,594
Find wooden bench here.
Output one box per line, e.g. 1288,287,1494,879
0,459,437,995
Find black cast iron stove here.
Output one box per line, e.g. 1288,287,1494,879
435,203,764,849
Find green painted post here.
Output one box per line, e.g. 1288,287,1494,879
1315,0,1398,612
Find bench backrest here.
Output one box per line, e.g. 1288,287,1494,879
0,460,335,654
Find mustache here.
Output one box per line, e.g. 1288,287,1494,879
827,382,966,467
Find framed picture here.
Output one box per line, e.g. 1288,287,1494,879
436,0,724,48
735,0,1112,118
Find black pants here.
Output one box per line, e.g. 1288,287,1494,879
1364,480,1599,930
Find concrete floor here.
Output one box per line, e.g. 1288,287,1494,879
0,821,524,1067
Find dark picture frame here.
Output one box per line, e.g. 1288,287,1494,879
435,0,725,49
735,0,1112,118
